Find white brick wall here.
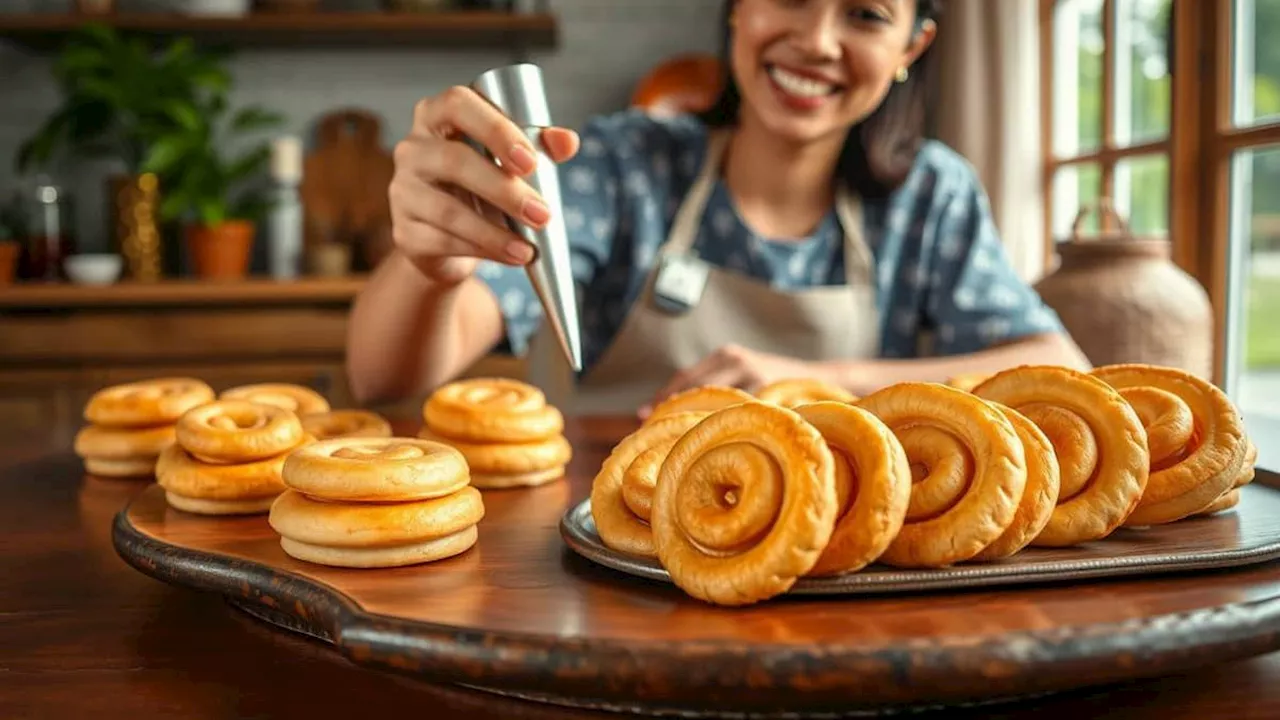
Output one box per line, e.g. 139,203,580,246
0,0,723,251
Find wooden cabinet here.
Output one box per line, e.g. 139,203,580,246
0,277,525,443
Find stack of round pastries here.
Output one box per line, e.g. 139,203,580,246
269,437,484,568
591,363,1256,607
156,399,313,515
419,378,571,490
75,378,215,478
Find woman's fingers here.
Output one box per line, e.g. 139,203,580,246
413,86,541,177
400,138,550,232
540,127,581,163
393,179,532,265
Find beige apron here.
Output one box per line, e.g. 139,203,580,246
532,129,881,416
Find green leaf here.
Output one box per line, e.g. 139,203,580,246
162,101,202,132
159,191,190,223
198,197,225,227
230,107,283,133
141,136,189,175
228,145,271,184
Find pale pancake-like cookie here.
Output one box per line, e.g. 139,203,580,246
156,443,289,501
418,427,571,475
75,424,175,460
84,377,214,428
279,525,478,568
269,486,483,548
424,378,562,443
221,383,331,416
165,490,278,516
282,437,470,502
84,456,158,479
301,409,392,440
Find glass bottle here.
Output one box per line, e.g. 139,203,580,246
20,179,76,282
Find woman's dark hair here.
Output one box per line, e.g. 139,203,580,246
697,0,943,199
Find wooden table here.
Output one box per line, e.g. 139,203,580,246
4,415,1280,719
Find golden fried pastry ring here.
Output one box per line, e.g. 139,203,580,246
858,383,1026,568
424,378,563,443
84,457,158,478
652,402,837,607
155,443,288,501
418,427,571,475
84,377,215,428
165,492,279,516
280,526,478,569
471,467,566,489
971,402,1061,561
973,365,1149,546
269,486,484,548
756,379,858,408
645,386,755,423
74,424,175,460
282,437,469,502
590,411,710,557
301,409,392,440
221,383,331,416
1092,364,1249,526
176,400,305,464
793,402,911,576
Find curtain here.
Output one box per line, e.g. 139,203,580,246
933,0,1046,282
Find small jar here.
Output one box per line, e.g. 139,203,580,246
19,179,77,283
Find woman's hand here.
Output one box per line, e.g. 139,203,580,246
389,86,580,285
641,345,844,417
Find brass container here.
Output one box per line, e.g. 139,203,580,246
1034,202,1214,378
110,174,163,282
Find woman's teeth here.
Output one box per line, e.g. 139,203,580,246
768,66,836,98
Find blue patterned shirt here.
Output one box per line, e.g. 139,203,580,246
475,109,1064,372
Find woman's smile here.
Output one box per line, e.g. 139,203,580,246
764,63,845,111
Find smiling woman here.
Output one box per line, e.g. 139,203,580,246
347,0,1090,415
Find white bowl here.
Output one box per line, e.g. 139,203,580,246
65,254,124,286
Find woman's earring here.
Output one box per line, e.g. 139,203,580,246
895,66,910,83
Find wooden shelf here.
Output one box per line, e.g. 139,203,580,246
0,12,558,51
0,276,367,310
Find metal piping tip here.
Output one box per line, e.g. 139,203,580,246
471,63,584,374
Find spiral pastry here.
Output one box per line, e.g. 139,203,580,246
792,402,911,576
1091,364,1250,526
84,377,215,428
946,373,993,393
1196,439,1256,516
972,366,1149,546
970,402,1061,561
857,383,1026,568
221,383,330,416
645,386,755,423
176,400,305,464
282,437,470,502
651,402,837,607
590,411,709,557
424,378,562,443
756,379,858,408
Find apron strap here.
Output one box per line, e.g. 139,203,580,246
833,185,875,286
664,129,733,258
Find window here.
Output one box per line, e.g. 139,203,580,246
1042,0,1280,468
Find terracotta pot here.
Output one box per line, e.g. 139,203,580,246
0,241,17,285
1034,202,1214,378
186,221,255,280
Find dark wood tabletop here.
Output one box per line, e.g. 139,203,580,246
5,415,1280,720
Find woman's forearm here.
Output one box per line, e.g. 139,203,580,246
825,333,1091,396
346,252,504,405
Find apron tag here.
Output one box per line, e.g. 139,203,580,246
652,253,710,314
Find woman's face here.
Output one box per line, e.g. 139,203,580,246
729,0,934,145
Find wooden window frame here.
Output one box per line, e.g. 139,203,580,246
1040,0,1280,385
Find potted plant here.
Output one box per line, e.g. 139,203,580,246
142,94,282,280
15,24,233,281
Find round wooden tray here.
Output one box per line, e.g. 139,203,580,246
111,425,1280,718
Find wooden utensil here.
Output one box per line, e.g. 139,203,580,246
300,109,395,272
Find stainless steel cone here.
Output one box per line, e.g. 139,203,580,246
472,64,583,372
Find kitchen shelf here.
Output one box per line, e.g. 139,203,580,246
0,276,368,310
0,12,557,51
